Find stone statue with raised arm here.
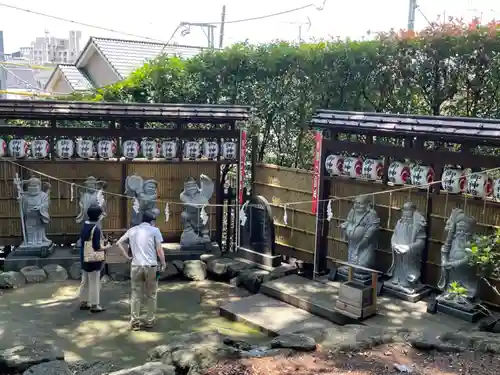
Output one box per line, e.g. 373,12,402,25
74,176,107,250
180,174,214,249
436,208,481,320
336,195,380,283
16,177,54,257
384,202,431,301
125,174,160,227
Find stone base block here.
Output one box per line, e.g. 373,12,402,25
436,301,483,323
383,283,432,303
162,242,211,261
235,247,281,269
3,247,78,273
13,242,55,258
334,268,372,286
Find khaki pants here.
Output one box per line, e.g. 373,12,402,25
79,270,101,305
130,265,158,324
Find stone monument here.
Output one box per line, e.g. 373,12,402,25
15,177,55,257
74,176,107,251
436,208,481,322
180,174,214,250
332,195,380,285
125,174,160,227
237,195,281,269
384,202,431,302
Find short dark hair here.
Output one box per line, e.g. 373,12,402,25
87,205,103,222
142,210,156,223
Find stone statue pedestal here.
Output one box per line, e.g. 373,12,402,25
436,295,483,323
383,281,432,303
180,241,216,253
13,240,55,258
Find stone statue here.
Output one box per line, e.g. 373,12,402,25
125,174,160,227
17,177,54,255
437,208,480,311
74,176,107,249
337,195,380,281
180,174,214,248
385,202,428,298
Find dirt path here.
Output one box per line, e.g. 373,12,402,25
0,280,265,367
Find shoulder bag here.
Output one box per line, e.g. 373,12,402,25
83,226,105,263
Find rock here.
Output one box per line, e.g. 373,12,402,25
42,264,68,282
68,261,82,280
236,269,269,293
68,360,120,375
171,260,184,273
223,338,253,351
226,262,253,279
108,362,176,375
159,263,180,281
206,258,242,277
200,253,218,263
0,344,64,373
0,271,26,289
23,360,71,375
108,263,131,281
270,334,317,351
20,266,47,284
148,331,239,374
182,260,207,281
478,316,500,333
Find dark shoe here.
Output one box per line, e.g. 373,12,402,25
79,302,91,310
90,305,106,313
143,321,155,329
130,321,141,331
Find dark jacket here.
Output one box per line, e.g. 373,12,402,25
80,222,104,273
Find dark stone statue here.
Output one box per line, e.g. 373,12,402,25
436,208,481,321
125,174,160,227
336,195,380,282
180,174,214,249
384,202,431,302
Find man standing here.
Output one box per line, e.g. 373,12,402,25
117,211,166,330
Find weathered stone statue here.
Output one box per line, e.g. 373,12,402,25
336,195,380,283
125,175,160,226
384,202,431,301
436,208,480,320
180,174,214,249
74,176,107,249
17,177,54,256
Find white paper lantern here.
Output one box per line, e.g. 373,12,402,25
31,140,50,159
388,161,411,185
441,168,466,194
97,140,116,159
0,139,8,157
493,179,500,200
325,154,344,176
183,141,200,160
141,140,159,159
410,164,434,188
161,140,177,159
8,139,28,158
122,140,139,159
221,141,237,159
342,157,363,178
76,140,94,159
361,159,384,181
203,141,219,160
55,139,74,159
466,172,493,198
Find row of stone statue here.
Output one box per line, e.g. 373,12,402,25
14,174,216,256
339,195,479,313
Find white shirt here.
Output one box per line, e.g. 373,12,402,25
117,222,163,266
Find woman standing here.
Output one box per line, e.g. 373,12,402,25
79,205,106,313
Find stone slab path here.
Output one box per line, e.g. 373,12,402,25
0,280,265,368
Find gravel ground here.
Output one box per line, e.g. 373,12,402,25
205,343,500,375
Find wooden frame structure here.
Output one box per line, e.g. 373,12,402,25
0,99,251,248
309,109,500,292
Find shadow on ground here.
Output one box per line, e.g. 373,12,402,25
0,279,265,367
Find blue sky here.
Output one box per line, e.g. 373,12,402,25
1,0,497,53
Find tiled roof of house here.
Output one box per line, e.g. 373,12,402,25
58,64,93,91
5,66,40,90
91,37,205,79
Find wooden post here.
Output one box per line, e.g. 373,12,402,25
371,272,378,310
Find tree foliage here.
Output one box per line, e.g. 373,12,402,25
74,19,500,169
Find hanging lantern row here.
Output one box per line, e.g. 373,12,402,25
0,138,238,161
324,154,500,200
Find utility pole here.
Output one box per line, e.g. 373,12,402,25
219,5,226,48
408,0,417,31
